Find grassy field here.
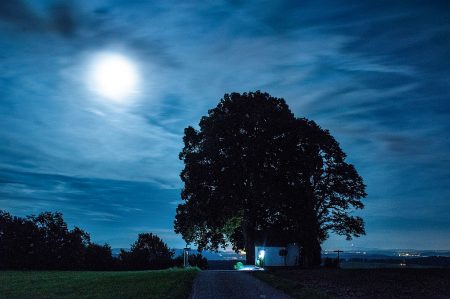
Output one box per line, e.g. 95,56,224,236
0,268,199,299
253,268,450,299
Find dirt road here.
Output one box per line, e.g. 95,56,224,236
189,270,291,299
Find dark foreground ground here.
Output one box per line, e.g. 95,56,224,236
191,270,291,299
253,268,450,299
0,268,198,299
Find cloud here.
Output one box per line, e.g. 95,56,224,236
0,0,78,37
0,0,449,249
0,168,183,246
49,2,77,37
0,0,41,31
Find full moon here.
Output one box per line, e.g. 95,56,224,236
88,52,139,103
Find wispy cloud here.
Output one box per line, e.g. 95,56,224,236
0,1,449,249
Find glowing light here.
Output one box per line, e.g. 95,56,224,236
237,265,264,271
258,250,265,259
88,52,139,103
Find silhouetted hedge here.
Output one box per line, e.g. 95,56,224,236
0,210,187,271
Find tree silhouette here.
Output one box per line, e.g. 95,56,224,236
175,91,295,264
29,211,90,269
276,118,366,266
1,210,180,270
0,210,40,269
85,243,115,270
175,91,366,266
120,233,174,270
0,210,116,270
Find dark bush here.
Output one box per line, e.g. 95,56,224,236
323,257,339,268
188,253,208,269
85,243,115,270
173,252,208,269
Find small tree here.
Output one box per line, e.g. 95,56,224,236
123,233,174,270
85,243,115,270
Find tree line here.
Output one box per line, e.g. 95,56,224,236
0,210,207,270
175,91,367,266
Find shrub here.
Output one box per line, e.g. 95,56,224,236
173,252,208,269
234,261,244,270
323,257,339,268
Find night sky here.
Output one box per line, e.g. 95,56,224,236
1,1,449,250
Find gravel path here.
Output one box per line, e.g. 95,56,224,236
189,270,291,299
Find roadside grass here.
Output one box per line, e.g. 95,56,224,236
0,268,199,299
252,271,331,299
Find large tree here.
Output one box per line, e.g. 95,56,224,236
174,92,366,265
175,92,295,264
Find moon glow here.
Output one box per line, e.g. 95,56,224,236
88,52,139,103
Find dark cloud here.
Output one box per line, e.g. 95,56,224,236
0,0,78,37
0,0,42,31
0,0,36,23
49,2,77,37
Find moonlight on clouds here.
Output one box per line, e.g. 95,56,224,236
87,52,140,104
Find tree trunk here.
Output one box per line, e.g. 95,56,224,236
242,221,255,265
244,237,255,265
311,237,322,266
299,189,322,267
301,236,321,267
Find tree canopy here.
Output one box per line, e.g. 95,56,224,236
119,233,174,270
0,210,92,270
0,210,180,270
174,91,366,265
